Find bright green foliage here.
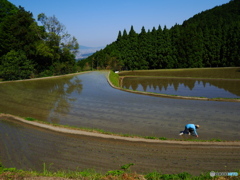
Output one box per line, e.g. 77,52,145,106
85,0,240,71
36,13,79,75
120,163,134,172
25,117,36,121
109,70,119,87
106,170,124,176
145,171,162,180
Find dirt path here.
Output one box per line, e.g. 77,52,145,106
0,114,240,176
1,113,240,145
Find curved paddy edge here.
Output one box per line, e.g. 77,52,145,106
0,113,240,146
106,71,240,102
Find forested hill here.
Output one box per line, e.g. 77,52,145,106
83,0,240,71
0,0,79,81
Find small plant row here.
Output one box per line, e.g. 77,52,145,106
1,162,239,180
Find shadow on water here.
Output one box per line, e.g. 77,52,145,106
122,77,240,98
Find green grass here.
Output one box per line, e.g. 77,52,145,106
119,67,240,79
178,138,225,142
1,162,238,180
109,70,120,87
25,117,36,121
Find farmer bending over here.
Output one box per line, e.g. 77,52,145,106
179,124,200,137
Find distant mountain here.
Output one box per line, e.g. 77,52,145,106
77,45,104,60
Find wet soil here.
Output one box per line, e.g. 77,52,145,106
0,115,240,176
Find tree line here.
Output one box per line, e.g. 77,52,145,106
0,0,79,80
83,0,240,71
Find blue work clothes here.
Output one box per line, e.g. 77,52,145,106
185,124,198,136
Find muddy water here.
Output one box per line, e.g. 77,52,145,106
0,71,240,140
122,77,240,98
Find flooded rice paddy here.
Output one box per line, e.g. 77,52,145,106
0,71,240,140
122,77,240,99
1,71,240,173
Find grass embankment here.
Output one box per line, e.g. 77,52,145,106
119,67,240,79
109,70,120,87
1,162,238,180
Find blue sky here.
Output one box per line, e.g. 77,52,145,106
9,0,230,47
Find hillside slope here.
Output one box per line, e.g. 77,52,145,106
85,0,240,71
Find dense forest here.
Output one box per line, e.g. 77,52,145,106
82,0,240,71
0,0,79,80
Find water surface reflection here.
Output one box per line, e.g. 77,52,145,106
122,77,240,98
0,72,240,140
0,75,82,124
